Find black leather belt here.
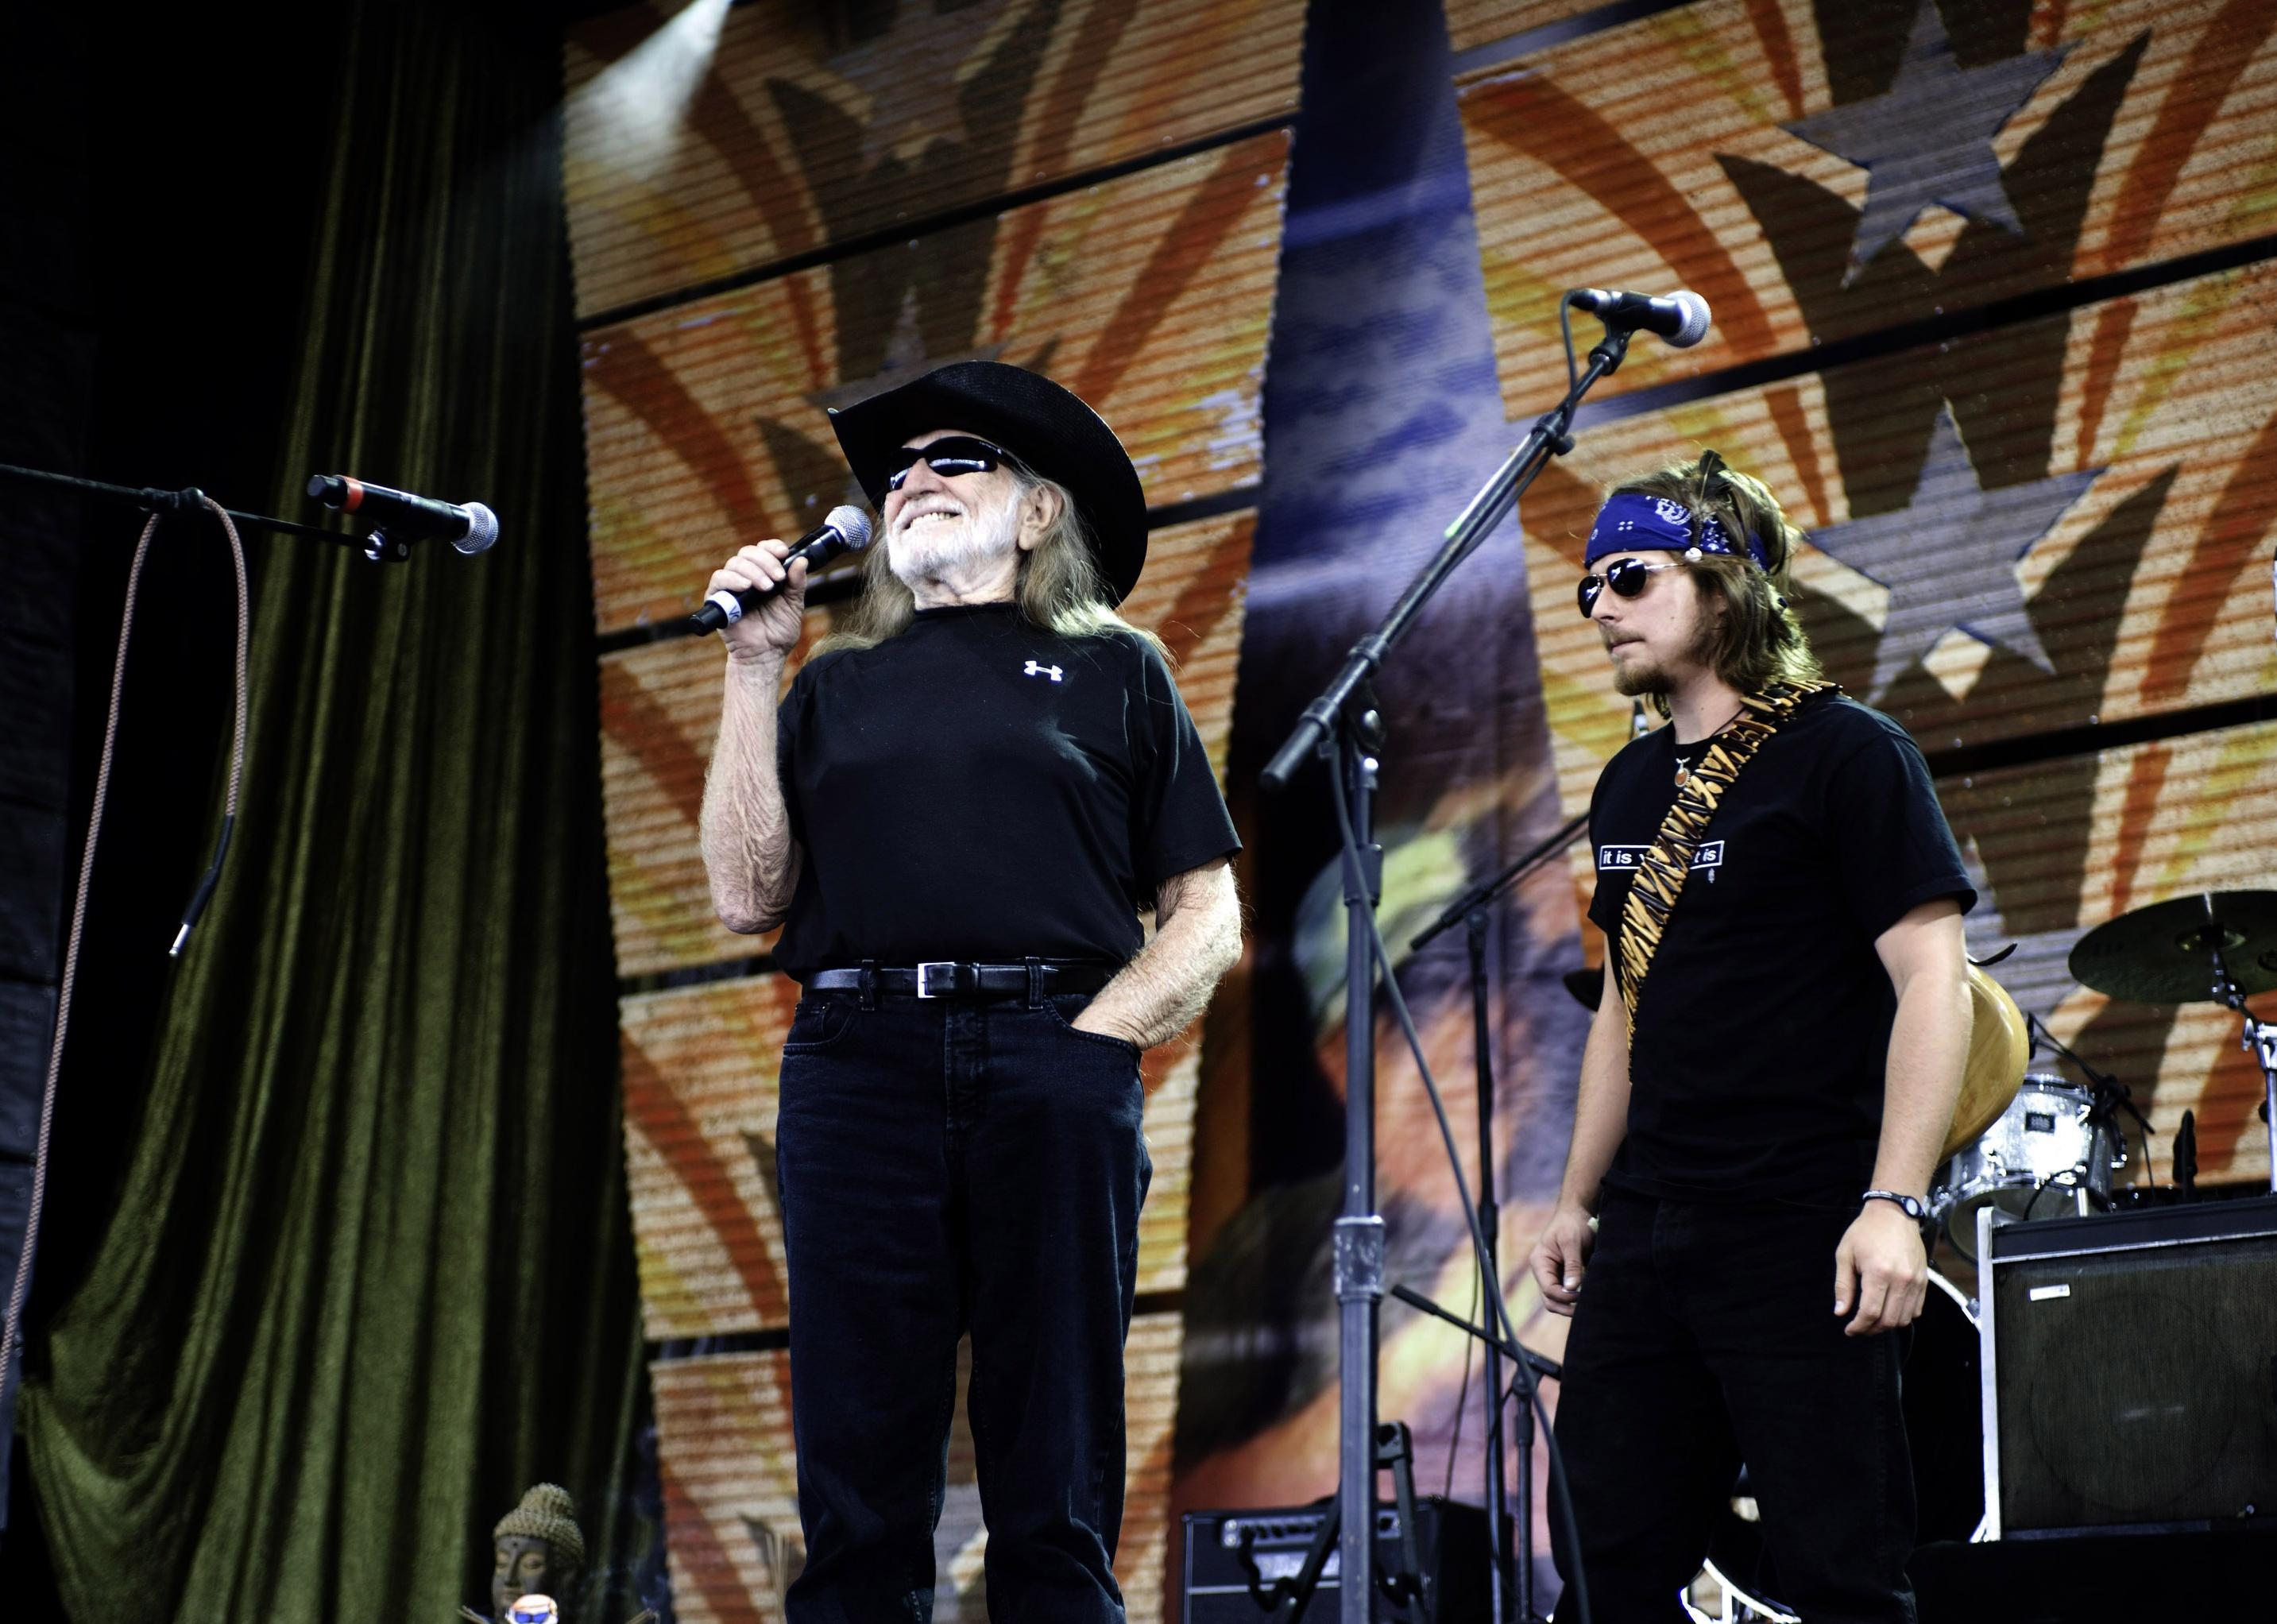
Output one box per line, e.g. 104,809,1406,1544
807,961,1113,1000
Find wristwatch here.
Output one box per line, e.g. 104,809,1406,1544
1860,1189,1928,1221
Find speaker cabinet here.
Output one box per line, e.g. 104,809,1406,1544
1180,1498,1492,1622
1979,1196,2277,1537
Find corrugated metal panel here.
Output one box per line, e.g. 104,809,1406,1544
1458,0,2277,409
1521,260,2277,820
651,1312,1184,1621
650,1347,802,1622
563,0,1305,317
620,972,1208,1337
580,131,1286,634
599,511,1254,980
597,605,826,980
1444,0,1615,55
620,975,798,1337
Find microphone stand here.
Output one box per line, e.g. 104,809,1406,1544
0,460,409,559
1260,323,1633,1624
1406,810,1589,1623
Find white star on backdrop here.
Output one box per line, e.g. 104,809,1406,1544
825,0,1011,174
1783,0,2068,284
1804,404,2097,701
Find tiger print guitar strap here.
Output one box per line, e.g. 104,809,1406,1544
1614,679,1838,1034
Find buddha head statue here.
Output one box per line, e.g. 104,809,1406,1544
491,1483,586,1620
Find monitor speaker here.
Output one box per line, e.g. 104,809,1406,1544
1979,1195,2277,1537
1180,1498,1492,1622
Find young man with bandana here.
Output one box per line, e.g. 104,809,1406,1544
698,362,1242,1622
1527,454,1975,1622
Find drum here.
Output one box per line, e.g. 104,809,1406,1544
1701,1272,1982,1622
1933,1073,2130,1259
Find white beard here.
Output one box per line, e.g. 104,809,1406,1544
887,485,1021,590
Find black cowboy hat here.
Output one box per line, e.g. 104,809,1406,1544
826,360,1148,605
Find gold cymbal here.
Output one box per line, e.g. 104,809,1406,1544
2068,891,2277,1004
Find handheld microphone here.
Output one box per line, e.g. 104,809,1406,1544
307,474,500,555
694,505,873,632
1567,288,1713,349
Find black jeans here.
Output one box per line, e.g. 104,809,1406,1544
1552,1191,1916,1623
774,985,1150,1623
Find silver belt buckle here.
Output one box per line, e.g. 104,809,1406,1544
916,961,956,999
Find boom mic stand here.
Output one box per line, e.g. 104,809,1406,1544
1260,318,1633,1624
0,460,387,553
1406,810,1589,1623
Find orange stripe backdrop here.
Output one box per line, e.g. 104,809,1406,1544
1453,0,2277,1188
561,2,1301,1618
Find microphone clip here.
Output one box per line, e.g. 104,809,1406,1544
360,528,415,565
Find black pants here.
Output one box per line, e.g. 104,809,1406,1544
774,986,1150,1623
1552,1191,1916,1623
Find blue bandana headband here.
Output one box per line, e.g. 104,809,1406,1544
1584,491,1768,570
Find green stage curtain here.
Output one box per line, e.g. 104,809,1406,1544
19,3,651,1619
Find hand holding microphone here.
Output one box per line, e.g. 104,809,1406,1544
698,505,873,655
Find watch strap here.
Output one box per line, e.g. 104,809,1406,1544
1860,1189,1927,1220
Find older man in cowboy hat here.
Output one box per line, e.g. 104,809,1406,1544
698,362,1242,1622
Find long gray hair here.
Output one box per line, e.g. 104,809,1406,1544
813,466,1168,661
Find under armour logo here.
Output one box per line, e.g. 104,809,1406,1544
1023,660,1062,682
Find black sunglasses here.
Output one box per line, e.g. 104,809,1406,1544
885,435,1019,492
1576,556,1685,617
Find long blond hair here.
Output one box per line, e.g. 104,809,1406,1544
1609,454,1823,715
812,466,1167,661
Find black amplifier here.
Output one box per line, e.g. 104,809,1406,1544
1980,1194,2277,1537
1180,1498,1493,1622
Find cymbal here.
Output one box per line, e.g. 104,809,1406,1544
2069,891,2277,1004
1562,966,1602,1011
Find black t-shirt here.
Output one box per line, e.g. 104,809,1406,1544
1587,694,1974,1202
772,603,1240,980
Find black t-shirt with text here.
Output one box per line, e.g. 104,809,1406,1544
772,603,1240,980
1587,693,1974,1202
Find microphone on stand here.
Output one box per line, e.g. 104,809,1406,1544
1568,287,1713,349
693,505,873,632
307,474,499,555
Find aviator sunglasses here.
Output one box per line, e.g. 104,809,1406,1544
885,435,1019,492
1576,556,1687,617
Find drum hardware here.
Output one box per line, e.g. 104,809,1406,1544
2028,1010,2154,1162
2069,890,2277,1195
1932,1070,2134,1259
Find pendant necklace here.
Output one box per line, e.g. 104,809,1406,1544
1672,702,1747,788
